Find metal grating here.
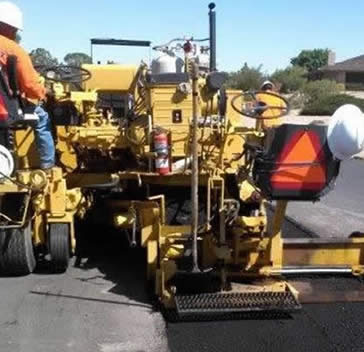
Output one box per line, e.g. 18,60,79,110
175,290,301,316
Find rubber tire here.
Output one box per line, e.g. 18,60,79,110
0,223,36,276
49,223,70,273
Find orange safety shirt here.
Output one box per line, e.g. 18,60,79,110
0,34,45,100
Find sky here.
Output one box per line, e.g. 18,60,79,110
11,0,364,73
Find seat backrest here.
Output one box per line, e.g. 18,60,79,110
0,56,22,127
0,57,39,171
0,56,38,129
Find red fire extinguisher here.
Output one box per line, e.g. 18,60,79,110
154,131,170,175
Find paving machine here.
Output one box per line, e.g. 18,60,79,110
0,56,81,275
1,3,364,318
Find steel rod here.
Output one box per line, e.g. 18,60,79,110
191,62,200,273
208,3,217,72
283,238,364,244
272,266,352,275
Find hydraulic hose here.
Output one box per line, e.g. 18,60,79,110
82,176,120,189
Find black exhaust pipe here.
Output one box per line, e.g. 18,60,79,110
209,3,216,72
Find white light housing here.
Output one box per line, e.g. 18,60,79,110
327,104,364,160
0,145,14,181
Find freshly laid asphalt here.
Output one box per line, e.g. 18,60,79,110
1,160,364,352
285,159,364,238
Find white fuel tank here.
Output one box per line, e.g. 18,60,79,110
327,104,364,160
151,54,184,74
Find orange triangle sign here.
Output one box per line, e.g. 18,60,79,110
271,130,326,190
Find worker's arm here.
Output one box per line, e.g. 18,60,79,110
15,46,46,100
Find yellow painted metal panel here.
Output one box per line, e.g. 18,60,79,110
83,64,138,91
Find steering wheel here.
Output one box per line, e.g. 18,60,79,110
35,65,92,84
231,91,290,119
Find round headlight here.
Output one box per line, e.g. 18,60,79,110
327,104,364,160
0,145,14,181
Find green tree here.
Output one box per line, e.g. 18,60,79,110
291,49,329,73
30,48,58,67
64,52,92,67
270,66,307,93
226,63,265,91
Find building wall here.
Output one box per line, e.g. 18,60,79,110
323,71,364,90
323,71,346,86
336,71,346,84
323,71,344,83
346,72,364,90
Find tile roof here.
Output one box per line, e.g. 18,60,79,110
321,55,364,72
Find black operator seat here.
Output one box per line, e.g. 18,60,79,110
0,55,39,130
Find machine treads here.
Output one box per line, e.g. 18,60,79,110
175,290,301,316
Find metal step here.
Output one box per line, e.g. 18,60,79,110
175,290,301,316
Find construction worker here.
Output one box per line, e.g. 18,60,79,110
257,80,287,128
0,1,55,169
261,80,275,92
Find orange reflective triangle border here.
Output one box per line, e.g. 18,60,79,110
271,130,326,191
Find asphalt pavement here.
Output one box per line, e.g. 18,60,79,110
285,159,364,238
1,160,364,352
0,241,169,352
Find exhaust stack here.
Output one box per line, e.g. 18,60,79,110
209,3,216,72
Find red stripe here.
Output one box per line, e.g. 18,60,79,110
0,94,9,121
271,182,324,191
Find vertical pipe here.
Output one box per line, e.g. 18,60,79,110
209,3,217,72
90,42,93,64
191,62,200,273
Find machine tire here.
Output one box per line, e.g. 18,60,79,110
0,223,36,276
49,223,71,273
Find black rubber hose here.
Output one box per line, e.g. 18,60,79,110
82,178,120,189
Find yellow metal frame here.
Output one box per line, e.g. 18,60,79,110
0,167,80,252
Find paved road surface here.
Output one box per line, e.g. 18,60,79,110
168,293,364,352
1,160,364,352
286,159,364,237
0,242,168,352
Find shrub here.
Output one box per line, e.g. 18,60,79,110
301,79,344,103
346,82,364,91
301,94,364,115
226,63,265,91
287,92,306,110
270,66,307,93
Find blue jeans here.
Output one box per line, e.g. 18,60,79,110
34,106,55,169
